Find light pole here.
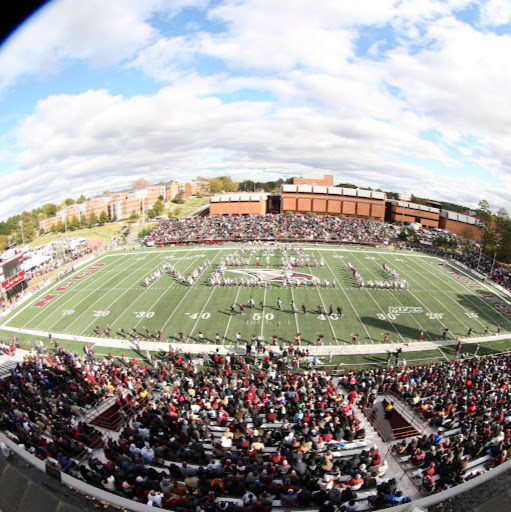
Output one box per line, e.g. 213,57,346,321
18,220,25,247
490,250,498,280
62,207,73,259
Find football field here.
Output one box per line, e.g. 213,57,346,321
3,244,511,349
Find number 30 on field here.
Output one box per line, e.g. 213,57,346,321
134,311,154,318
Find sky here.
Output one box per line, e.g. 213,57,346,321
0,0,511,220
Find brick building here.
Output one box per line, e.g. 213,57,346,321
210,193,269,216
280,184,386,221
439,211,482,239
387,200,440,228
293,174,334,187
166,181,179,201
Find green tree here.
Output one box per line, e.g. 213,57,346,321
0,235,8,252
56,220,65,233
153,199,165,215
398,230,409,242
208,178,223,194
495,208,511,263
76,195,87,204
99,211,109,224
219,176,238,192
129,210,140,220
240,180,255,192
64,198,76,206
147,209,156,219
89,211,98,226
172,191,186,204
69,215,80,230
41,203,58,218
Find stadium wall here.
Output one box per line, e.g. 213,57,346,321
440,211,482,239
388,200,440,228
280,185,386,221
293,174,334,187
209,194,268,216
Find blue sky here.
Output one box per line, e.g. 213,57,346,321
0,0,511,219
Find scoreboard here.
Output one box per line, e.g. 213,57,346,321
0,255,25,292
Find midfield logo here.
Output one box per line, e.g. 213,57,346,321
227,269,314,282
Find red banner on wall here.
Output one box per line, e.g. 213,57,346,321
2,270,26,291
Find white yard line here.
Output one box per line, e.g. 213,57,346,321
289,286,301,335
72,253,164,335
321,249,370,343
130,249,203,332
23,255,128,331
260,284,268,341
394,255,486,332
222,287,243,345
433,260,511,328
347,252,408,344
309,251,339,344
363,252,449,337
383,253,475,334
184,250,223,343
158,251,222,335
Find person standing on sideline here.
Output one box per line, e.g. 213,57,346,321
467,328,472,337
419,329,425,341
456,337,462,353
328,304,333,316
384,333,389,343
302,304,307,315
231,304,236,315
442,328,449,340
351,333,358,344
236,332,242,344
337,306,343,318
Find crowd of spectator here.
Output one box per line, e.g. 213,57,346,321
0,346,417,511
345,352,511,498
146,215,389,246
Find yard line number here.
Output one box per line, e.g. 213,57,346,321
134,311,155,318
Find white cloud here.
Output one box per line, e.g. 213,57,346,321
480,0,511,26
0,0,209,93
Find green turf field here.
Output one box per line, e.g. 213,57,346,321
2,245,511,348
